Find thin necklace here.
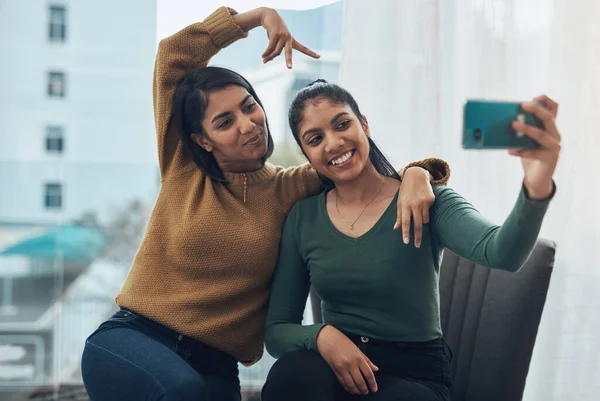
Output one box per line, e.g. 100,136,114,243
335,176,384,231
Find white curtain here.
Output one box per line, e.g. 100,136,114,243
339,0,600,400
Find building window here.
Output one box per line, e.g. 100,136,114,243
49,5,67,42
44,183,63,209
46,126,64,153
48,71,65,98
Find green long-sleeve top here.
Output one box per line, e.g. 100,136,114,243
264,184,553,358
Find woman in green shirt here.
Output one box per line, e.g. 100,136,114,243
262,80,560,401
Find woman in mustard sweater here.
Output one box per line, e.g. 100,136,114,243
261,81,559,400
80,6,451,401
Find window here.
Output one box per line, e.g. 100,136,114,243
48,71,65,98
44,183,63,209
49,5,67,42
46,126,64,153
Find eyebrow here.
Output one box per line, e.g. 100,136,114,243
211,94,253,124
301,112,349,140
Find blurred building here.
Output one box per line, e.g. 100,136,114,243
0,0,159,225
0,0,344,398
0,0,157,395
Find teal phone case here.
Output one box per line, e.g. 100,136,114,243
462,100,541,149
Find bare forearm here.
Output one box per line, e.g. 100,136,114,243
233,7,270,32
400,166,433,183
402,158,450,185
523,178,554,200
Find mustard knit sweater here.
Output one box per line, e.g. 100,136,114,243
115,6,450,365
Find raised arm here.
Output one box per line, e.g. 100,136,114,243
431,184,553,271
432,94,560,271
154,7,319,178
154,7,247,177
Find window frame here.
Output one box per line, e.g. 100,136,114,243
47,71,66,98
48,5,67,42
44,182,63,209
45,126,64,154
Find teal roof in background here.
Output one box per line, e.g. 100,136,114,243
0,225,106,261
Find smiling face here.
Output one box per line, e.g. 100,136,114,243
193,84,269,172
297,98,372,183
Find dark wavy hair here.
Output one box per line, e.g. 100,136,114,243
172,66,274,184
288,79,400,188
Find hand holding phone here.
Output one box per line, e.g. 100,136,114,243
463,95,561,200
462,100,542,149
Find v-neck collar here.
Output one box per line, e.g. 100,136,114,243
318,189,399,242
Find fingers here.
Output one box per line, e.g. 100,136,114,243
284,39,293,69
333,372,350,394
333,357,378,395
363,354,379,372
521,102,554,124
512,120,560,150
292,39,321,59
362,355,379,392
412,205,423,248
341,370,362,395
394,205,402,231
352,367,371,395
533,95,558,118
422,204,430,225
325,341,379,396
261,36,278,60
520,102,561,140
344,362,378,396
398,205,429,247
263,36,320,66
508,149,539,159
401,206,411,245
263,38,285,63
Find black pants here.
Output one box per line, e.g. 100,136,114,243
262,334,452,401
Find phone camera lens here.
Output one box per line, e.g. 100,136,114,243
473,129,482,141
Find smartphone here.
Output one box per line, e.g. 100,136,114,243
462,100,542,149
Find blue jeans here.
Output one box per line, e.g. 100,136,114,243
81,308,240,401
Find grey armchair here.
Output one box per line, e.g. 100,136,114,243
310,238,556,401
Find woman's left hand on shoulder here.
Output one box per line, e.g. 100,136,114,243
395,168,436,249
509,95,561,200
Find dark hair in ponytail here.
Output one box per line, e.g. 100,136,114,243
288,79,399,188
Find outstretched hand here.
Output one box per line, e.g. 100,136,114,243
509,95,561,199
260,8,320,68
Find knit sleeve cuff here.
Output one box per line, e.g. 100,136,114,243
203,6,248,49
404,158,451,185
